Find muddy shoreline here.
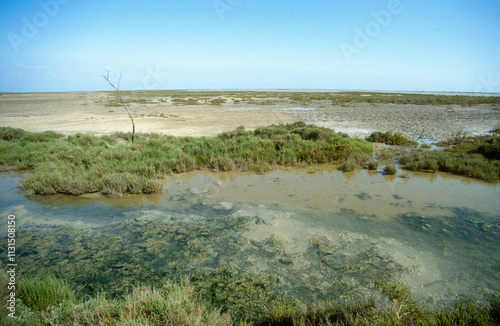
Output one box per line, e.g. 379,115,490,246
1,92,499,142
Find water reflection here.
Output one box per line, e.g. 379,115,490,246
31,192,164,208
157,165,499,219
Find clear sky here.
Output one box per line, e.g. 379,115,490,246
1,0,499,93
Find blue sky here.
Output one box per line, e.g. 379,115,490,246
1,0,499,93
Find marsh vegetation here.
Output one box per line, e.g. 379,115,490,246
400,133,500,182
1,271,499,325
0,123,373,197
1,121,499,198
100,90,500,108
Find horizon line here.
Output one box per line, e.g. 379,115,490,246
2,89,500,96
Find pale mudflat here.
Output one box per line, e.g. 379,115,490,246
0,91,499,141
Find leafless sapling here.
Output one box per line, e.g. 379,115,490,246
102,72,136,143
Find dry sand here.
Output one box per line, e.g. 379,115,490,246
1,92,499,141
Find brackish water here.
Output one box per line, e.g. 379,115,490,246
1,166,499,305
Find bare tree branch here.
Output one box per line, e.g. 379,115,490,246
102,72,136,143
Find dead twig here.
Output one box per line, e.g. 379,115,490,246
102,72,136,143
392,299,410,320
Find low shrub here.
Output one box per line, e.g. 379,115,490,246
476,136,500,160
366,131,417,146
21,130,65,142
342,158,357,172
0,126,26,141
367,160,379,170
176,97,199,105
218,125,251,139
401,146,500,182
440,130,470,146
383,164,397,175
209,98,227,105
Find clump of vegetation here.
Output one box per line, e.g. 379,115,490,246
0,127,63,143
342,158,357,172
401,150,500,182
366,131,417,146
375,147,406,163
172,98,199,105
434,296,500,326
0,123,373,197
439,132,500,160
383,164,397,175
372,278,430,324
0,126,27,141
191,267,281,322
209,97,227,105
438,130,470,147
401,135,500,182
419,143,432,149
19,273,76,312
476,136,500,160
255,99,277,105
400,171,410,179
367,159,379,170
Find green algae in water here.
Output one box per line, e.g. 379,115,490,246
7,211,249,297
1,198,398,301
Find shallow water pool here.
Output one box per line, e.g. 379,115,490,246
1,166,499,304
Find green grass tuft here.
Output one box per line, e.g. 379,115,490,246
19,274,76,312
435,299,495,325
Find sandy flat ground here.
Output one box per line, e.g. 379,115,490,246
1,92,499,141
